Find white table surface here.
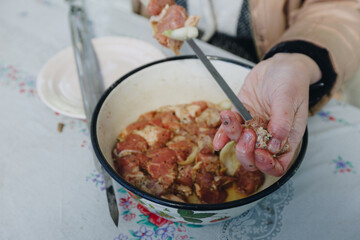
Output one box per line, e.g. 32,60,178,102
1,1,359,240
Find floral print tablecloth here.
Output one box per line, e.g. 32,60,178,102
0,1,359,240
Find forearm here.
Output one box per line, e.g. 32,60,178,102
278,1,360,91
264,1,360,113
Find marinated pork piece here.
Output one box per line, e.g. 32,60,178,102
235,166,265,196
176,164,193,186
146,147,177,193
113,153,147,186
145,0,175,16
194,165,234,204
113,101,266,203
114,133,148,154
167,138,196,163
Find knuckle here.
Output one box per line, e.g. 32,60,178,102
268,118,292,139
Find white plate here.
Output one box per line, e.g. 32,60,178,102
37,36,166,119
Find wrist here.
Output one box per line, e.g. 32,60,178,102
289,53,322,85
271,52,322,85
263,40,337,110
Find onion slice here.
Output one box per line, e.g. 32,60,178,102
178,146,199,165
219,141,241,176
162,26,199,41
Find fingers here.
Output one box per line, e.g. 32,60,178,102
259,134,302,177
254,149,284,177
213,124,230,151
254,121,305,177
213,110,243,151
214,108,302,177
220,110,243,142
277,103,308,173
267,98,295,154
253,107,307,177
235,128,257,171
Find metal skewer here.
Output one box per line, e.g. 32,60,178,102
186,39,253,121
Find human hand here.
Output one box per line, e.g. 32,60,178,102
213,53,321,176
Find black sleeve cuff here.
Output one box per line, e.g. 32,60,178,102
263,40,337,109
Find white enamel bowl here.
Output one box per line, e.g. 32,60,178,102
91,56,307,225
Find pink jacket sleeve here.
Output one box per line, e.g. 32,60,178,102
276,0,360,113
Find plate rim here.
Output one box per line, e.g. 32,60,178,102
36,36,166,119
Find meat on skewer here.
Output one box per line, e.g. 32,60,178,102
144,0,200,54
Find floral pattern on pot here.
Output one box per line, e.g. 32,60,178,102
177,210,216,224
125,187,259,225
122,180,294,226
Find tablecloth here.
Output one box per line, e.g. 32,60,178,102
1,1,359,239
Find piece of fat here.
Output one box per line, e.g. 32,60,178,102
133,125,159,147
162,26,199,41
217,99,232,110
219,141,241,176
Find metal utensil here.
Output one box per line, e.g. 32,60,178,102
67,0,119,226
186,39,253,121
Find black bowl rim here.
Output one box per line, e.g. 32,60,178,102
91,55,308,211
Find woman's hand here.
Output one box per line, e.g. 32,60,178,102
213,53,321,176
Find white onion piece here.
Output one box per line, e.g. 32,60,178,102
219,141,241,176
114,149,141,158
162,26,199,41
217,99,232,110
178,146,199,166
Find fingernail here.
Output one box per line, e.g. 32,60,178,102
268,138,281,153
213,132,222,150
221,115,230,125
